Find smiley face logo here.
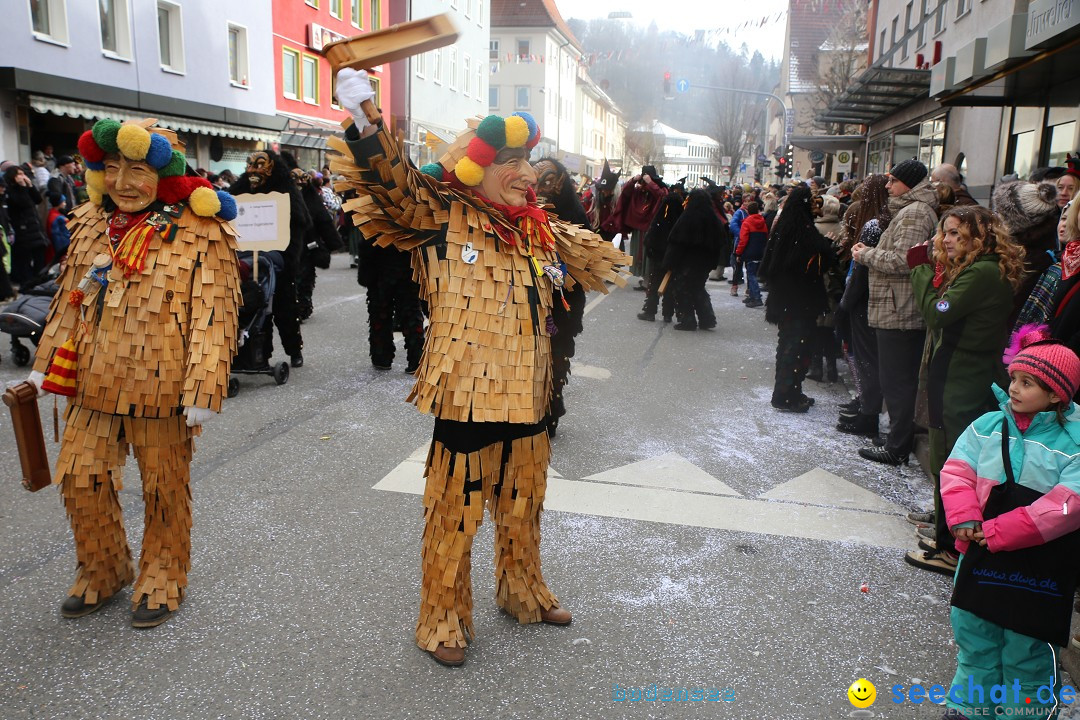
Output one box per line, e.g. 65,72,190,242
848,678,876,708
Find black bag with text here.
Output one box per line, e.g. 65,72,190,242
951,418,1080,646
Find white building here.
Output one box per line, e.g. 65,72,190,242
576,73,625,179
633,121,721,188
0,0,281,172
489,0,580,159
406,0,490,167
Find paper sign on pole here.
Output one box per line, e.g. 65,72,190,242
232,192,292,252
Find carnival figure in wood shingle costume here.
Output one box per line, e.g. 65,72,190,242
332,69,629,666
26,118,241,628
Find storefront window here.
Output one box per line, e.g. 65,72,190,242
1009,130,1035,179
1047,122,1076,168
919,116,946,169
867,137,892,176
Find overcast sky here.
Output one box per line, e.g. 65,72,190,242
553,0,789,62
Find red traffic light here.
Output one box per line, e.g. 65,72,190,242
664,71,671,80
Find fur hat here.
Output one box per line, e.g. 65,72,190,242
992,181,1059,233
889,158,928,189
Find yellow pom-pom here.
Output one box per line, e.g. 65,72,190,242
504,116,529,148
116,124,152,161
87,188,103,206
84,170,106,194
189,186,221,217
455,156,485,186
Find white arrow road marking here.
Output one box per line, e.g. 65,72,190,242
760,468,906,514
582,452,741,496
373,450,911,549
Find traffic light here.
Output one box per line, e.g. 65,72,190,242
776,157,788,179
786,144,794,175
663,71,672,99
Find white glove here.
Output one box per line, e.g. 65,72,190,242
183,406,216,428
335,68,376,128
27,370,47,398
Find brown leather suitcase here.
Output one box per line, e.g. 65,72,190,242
3,382,51,491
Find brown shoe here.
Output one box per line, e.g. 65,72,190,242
431,643,465,667
540,605,572,625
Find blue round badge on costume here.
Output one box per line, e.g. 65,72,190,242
936,299,950,312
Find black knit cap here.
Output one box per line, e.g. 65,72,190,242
889,158,928,189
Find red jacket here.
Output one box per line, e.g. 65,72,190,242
736,213,768,260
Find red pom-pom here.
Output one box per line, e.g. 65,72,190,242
157,176,212,205
78,130,106,163
467,137,497,167
525,126,541,150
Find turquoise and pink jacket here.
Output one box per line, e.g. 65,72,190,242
941,384,1080,555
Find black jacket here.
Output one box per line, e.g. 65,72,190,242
6,184,46,248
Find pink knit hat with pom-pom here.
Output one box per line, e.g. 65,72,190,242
1005,324,1080,401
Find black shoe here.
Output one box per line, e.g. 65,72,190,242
404,362,420,374
839,398,860,413
60,593,107,619
131,598,175,628
662,316,673,323
796,393,815,406
858,446,908,466
698,321,716,330
290,354,304,368
673,322,696,331
772,396,812,413
637,312,655,322
745,299,763,308
373,361,392,370
872,434,886,447
836,413,878,437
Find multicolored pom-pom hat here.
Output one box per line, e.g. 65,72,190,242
77,118,237,221
419,111,540,188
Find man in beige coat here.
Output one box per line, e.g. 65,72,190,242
851,159,939,466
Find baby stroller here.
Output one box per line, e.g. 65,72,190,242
228,251,289,397
0,263,62,366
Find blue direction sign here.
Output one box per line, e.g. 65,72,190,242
676,79,690,93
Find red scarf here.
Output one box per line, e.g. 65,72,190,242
482,188,557,252
1062,240,1080,281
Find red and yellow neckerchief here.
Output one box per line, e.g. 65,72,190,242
107,210,155,278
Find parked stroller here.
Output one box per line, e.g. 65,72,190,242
0,263,62,366
228,251,289,397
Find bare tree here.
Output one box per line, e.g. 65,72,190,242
807,0,869,135
708,51,771,174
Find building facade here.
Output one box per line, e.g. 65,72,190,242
818,0,1080,203
271,0,392,170
576,73,626,178
3,0,282,172
489,0,581,159
406,0,490,168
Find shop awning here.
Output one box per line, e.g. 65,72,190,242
817,65,931,125
30,95,281,144
277,112,346,151
789,135,867,153
418,124,458,146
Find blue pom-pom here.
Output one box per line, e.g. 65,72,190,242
145,133,173,169
84,160,106,171
216,191,237,221
420,163,444,181
513,112,539,141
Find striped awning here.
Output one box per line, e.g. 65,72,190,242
29,95,281,144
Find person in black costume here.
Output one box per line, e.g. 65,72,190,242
759,185,837,412
662,188,722,331
229,150,310,367
638,178,686,323
4,165,47,286
356,230,425,373
280,152,341,322
534,157,589,436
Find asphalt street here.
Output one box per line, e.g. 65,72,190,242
0,253,1074,719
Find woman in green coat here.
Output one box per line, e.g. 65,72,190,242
905,206,1027,574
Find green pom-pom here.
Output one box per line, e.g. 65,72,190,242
475,115,506,149
92,119,122,154
159,150,188,177
420,163,444,181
